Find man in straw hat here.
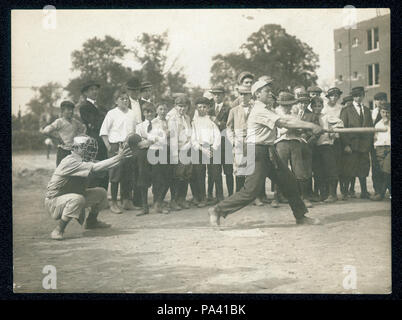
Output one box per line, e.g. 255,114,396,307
208,77,324,227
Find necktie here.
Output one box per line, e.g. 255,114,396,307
147,121,152,133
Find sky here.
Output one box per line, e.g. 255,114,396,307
11,8,389,115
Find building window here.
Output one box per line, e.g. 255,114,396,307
353,71,358,79
367,27,379,51
337,42,342,51
338,75,343,82
367,63,380,86
352,37,359,47
369,100,374,110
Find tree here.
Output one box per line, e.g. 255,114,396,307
132,32,187,100
66,36,133,107
26,82,63,117
210,24,320,95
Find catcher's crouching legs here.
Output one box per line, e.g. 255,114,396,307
84,187,111,229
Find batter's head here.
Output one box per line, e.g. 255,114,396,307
72,135,98,162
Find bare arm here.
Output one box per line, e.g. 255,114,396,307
276,117,323,135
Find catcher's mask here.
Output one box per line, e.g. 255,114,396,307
72,135,98,162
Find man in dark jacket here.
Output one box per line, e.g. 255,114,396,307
340,87,374,199
78,81,109,190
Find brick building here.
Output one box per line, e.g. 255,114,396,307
333,13,390,109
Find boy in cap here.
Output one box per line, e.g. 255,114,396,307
78,81,109,190
100,89,137,214
44,135,133,240
340,86,374,199
190,97,222,207
371,102,391,200
168,95,193,210
226,85,253,192
372,92,387,124
274,92,313,208
134,103,156,215
41,100,86,166
231,71,255,108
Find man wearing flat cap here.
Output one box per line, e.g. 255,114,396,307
78,81,109,190
231,71,255,109
208,86,234,200
339,86,374,199
208,77,325,227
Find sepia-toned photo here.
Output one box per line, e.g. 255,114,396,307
11,8,391,294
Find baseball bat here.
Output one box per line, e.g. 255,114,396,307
324,127,388,133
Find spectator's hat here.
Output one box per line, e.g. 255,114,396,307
379,102,391,112
237,85,252,94
126,77,141,90
374,92,387,101
175,94,190,106
307,86,322,94
237,71,254,85
60,100,75,109
251,79,272,96
209,86,225,94
350,86,365,97
195,96,212,106
325,87,343,98
297,92,311,102
81,80,100,93
277,92,297,105
258,75,274,83
140,81,152,90
341,95,353,105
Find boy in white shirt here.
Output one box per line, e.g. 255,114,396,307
191,97,221,207
100,89,137,213
371,103,391,200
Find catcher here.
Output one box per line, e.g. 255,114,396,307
44,134,134,240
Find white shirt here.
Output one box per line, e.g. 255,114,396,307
129,96,143,125
374,119,391,146
353,101,364,116
168,113,192,151
136,119,153,140
322,102,343,118
316,114,344,146
191,116,221,150
99,107,136,143
215,102,223,115
147,117,169,150
166,107,179,121
372,107,380,122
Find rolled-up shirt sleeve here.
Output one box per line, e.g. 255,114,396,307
254,109,281,130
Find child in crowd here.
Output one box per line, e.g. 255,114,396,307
41,101,86,166
100,89,137,213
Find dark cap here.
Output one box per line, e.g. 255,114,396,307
374,92,387,101
379,102,390,111
60,100,75,109
194,97,212,106
325,87,343,98
81,81,100,93
140,81,152,90
126,133,142,151
126,77,141,90
307,86,322,94
174,94,190,106
237,71,254,85
297,92,311,102
341,95,353,105
350,86,365,97
209,86,225,94
277,92,297,105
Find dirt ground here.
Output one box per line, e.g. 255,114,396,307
12,151,391,294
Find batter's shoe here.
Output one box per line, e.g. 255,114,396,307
296,216,321,225
50,229,64,240
208,207,220,227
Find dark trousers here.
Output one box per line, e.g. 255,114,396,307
371,147,382,195
194,163,222,202
216,145,307,220
56,147,71,166
152,162,173,204
206,164,224,201
235,176,246,192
